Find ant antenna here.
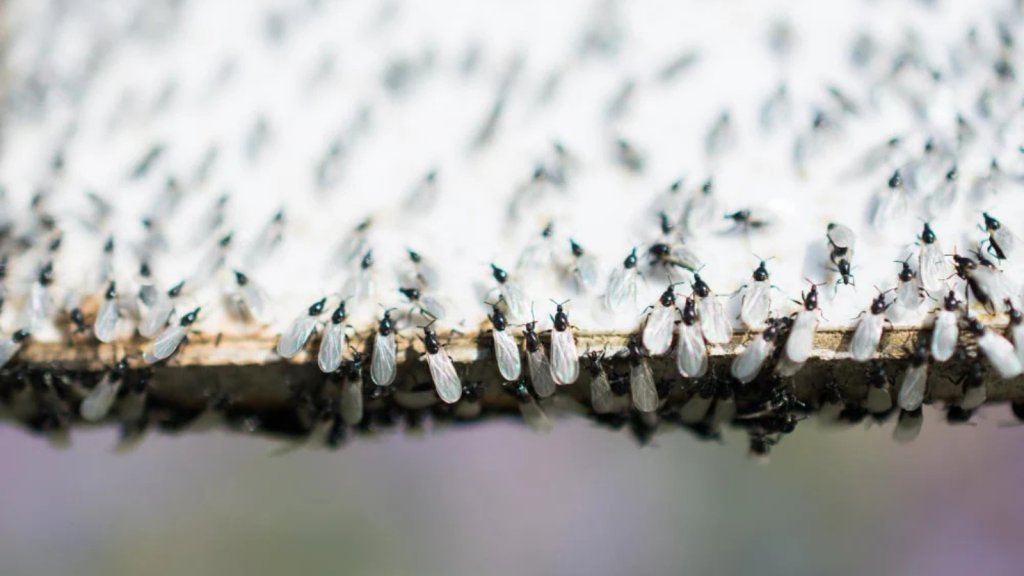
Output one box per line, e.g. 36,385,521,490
484,295,507,308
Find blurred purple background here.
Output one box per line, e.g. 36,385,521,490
1,409,1022,576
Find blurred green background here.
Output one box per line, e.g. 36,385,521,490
0,409,1021,576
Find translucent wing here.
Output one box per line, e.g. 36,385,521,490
893,409,923,443
427,351,463,404
774,353,804,377
897,364,928,411
970,267,1013,312
670,245,702,270
923,176,957,219
641,305,675,356
117,290,142,323
604,266,640,313
994,227,1021,260
589,369,616,414
549,329,580,385
918,243,950,296
895,277,924,311
961,385,987,411
675,323,708,378
276,314,318,358
930,311,958,362
414,259,440,288
573,255,600,292
850,313,884,362
978,331,1023,379
517,394,553,432
343,271,377,304
340,379,364,426
493,330,522,381
784,311,817,364
865,386,893,414
139,294,173,338
143,325,187,364
527,349,557,398
630,360,658,412
370,332,397,386
499,282,530,324
730,337,771,384
28,282,50,330
740,282,771,328
517,239,555,275
240,280,273,323
317,322,346,373
138,283,158,307
679,392,714,424
0,338,19,367
869,188,908,233
1012,324,1024,366
827,223,856,252
93,298,120,343
681,188,718,236
80,374,122,422
711,396,736,427
698,295,732,344
419,295,448,321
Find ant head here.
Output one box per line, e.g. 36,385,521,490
623,248,638,268
983,212,1000,231
752,257,771,281
627,334,643,351
658,211,674,234
490,263,509,283
893,256,915,281
1007,299,1023,324
168,280,186,297
869,289,890,313
919,221,936,244
181,307,201,325
691,268,710,295
399,287,421,301
943,289,960,308
331,301,348,322
951,250,975,270
541,221,555,238
965,317,985,336
888,169,902,189
586,346,607,363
